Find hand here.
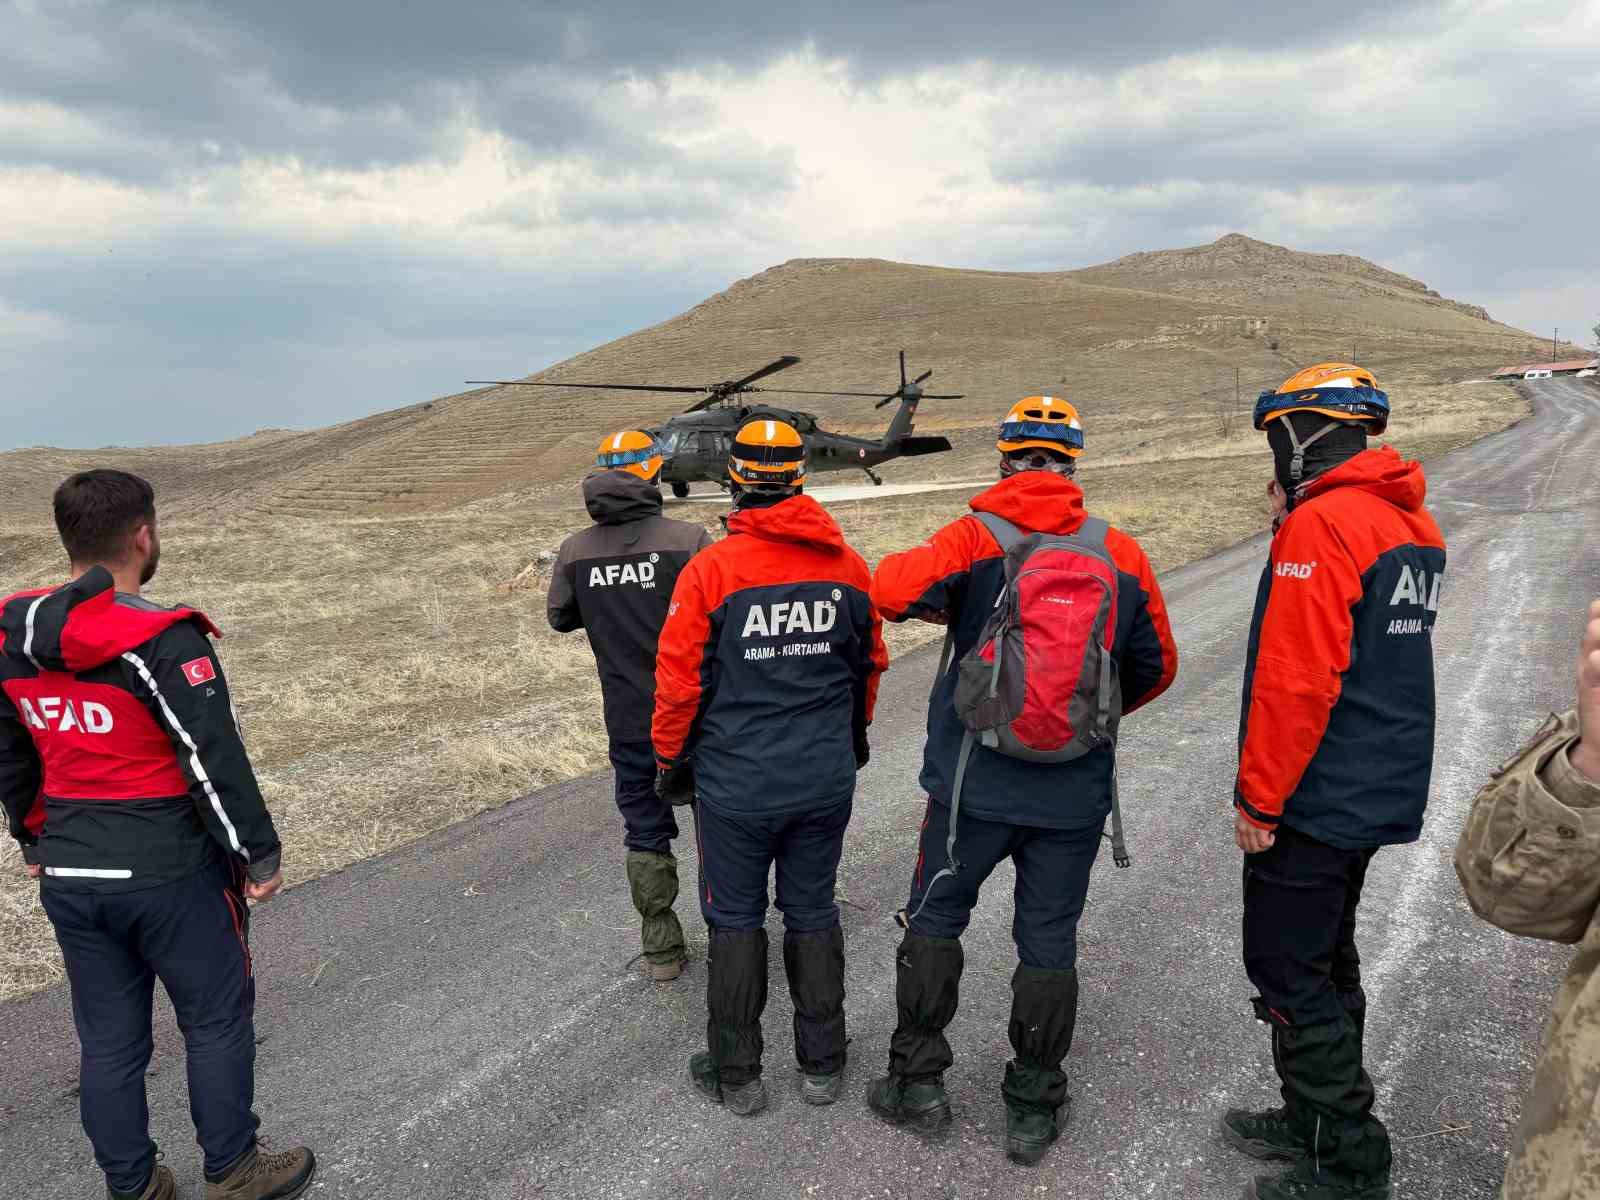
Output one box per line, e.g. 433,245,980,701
656,764,695,807
1572,599,1600,783
243,870,283,903
1266,480,1288,530
1235,811,1276,854
25,863,41,879
855,739,871,770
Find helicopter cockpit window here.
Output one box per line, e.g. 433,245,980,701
657,430,680,458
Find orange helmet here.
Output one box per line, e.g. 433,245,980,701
997,396,1084,459
595,429,663,482
1253,363,1389,434
728,417,806,492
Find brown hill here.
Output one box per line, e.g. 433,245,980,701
0,234,1561,524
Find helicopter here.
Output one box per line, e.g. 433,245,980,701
467,351,961,497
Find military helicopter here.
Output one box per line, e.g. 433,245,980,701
467,351,961,497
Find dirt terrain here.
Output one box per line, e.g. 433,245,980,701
0,233,1553,998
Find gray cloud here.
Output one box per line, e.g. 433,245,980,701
1,0,1440,182
2,0,1595,452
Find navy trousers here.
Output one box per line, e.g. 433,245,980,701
608,739,679,853
695,797,853,932
905,798,1102,969
40,859,259,1194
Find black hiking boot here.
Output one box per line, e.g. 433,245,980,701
1221,1106,1308,1162
689,1051,768,1116
1000,964,1078,1167
1245,1160,1392,1200
866,1075,952,1135
800,1070,844,1106
1005,1100,1065,1166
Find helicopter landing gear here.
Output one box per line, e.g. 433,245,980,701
863,468,883,486
671,481,690,499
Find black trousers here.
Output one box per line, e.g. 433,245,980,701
608,739,679,853
1242,823,1391,1180
905,798,1101,969
40,860,259,1193
695,797,852,932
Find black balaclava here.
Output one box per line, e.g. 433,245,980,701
1267,412,1368,497
729,485,796,512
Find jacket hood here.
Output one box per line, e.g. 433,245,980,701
0,568,218,673
1300,446,1427,512
969,471,1089,536
726,493,846,549
583,470,664,525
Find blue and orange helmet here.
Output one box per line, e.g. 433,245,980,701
1254,363,1390,435
996,396,1085,459
596,429,663,482
729,417,807,492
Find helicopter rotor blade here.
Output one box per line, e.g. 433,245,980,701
722,355,802,392
913,369,933,386
466,380,710,394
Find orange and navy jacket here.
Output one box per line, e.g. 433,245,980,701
0,568,281,892
873,472,1177,830
652,495,887,818
1235,447,1446,849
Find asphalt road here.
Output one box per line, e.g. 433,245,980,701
4,380,1597,1200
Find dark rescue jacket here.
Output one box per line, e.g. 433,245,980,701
0,569,281,892
1235,446,1446,850
652,494,887,819
873,472,1178,830
547,471,713,743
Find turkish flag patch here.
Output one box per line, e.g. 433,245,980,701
181,657,217,687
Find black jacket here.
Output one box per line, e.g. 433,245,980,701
547,472,713,741
1,569,281,892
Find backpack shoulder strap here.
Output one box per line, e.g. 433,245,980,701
972,511,1023,552
1074,516,1110,548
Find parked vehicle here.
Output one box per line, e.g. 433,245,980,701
1524,369,1554,380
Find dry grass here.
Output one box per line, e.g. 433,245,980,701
0,379,1525,1001
0,230,1542,1000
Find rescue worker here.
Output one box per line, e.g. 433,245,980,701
548,430,712,981
1224,364,1446,1200
868,397,1178,1165
0,470,314,1200
1456,598,1600,1200
653,417,887,1116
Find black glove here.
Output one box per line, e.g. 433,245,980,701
854,737,871,770
656,763,695,806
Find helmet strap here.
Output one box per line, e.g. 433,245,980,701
1284,418,1339,486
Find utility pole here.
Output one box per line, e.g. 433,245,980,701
1553,328,1559,359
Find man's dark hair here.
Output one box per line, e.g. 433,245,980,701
53,469,157,564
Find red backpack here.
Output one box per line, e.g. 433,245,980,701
911,512,1128,921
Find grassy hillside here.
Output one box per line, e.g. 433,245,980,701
0,233,1549,999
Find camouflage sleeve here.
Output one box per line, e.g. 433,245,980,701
1455,710,1600,944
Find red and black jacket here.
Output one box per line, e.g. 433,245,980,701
873,472,1178,830
0,568,281,892
1235,447,1446,849
652,495,887,818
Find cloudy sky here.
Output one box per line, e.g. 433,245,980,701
2,0,1596,449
